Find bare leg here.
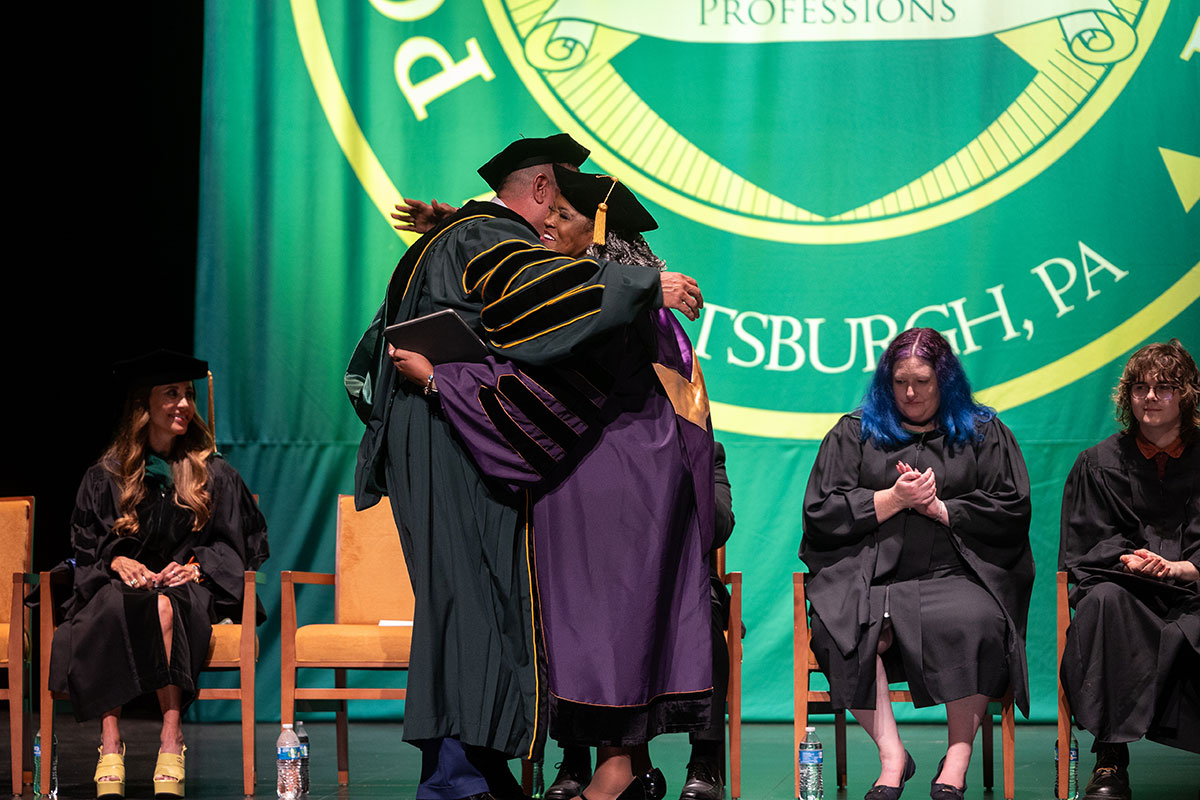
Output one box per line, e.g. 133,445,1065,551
584,747,635,800
934,694,989,788
849,629,907,787
100,710,123,754
156,685,185,755
155,595,185,778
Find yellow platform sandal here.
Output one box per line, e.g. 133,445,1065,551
152,745,186,798
94,744,126,799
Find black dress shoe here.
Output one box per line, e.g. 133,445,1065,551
1082,765,1132,800
679,761,725,800
546,762,593,800
864,751,915,800
929,756,965,800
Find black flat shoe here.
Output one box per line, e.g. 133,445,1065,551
929,756,965,800
546,761,593,800
679,761,724,800
864,751,916,800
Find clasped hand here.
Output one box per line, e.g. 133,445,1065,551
111,556,196,589
892,460,945,521
1120,548,1199,582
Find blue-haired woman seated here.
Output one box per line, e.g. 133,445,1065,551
800,328,1033,800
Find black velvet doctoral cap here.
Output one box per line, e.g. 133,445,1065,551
113,349,209,388
552,165,658,233
477,133,590,192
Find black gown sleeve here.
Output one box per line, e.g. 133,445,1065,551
801,416,878,550
68,466,134,610
1059,444,1139,576
189,458,269,619
944,418,1032,550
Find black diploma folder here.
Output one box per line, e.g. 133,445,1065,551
383,309,489,364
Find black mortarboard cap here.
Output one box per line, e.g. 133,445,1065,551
552,165,658,244
113,349,209,388
477,133,590,192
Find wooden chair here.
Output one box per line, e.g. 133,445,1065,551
1055,571,1074,800
793,572,1016,799
280,495,414,786
0,497,34,795
38,570,262,795
718,546,744,799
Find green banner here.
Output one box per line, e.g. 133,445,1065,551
196,0,1199,724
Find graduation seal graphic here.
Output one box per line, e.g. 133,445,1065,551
291,0,1198,437
486,0,1164,243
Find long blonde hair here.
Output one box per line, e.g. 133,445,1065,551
101,385,216,536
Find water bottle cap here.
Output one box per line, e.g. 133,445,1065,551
282,723,294,729
806,726,816,732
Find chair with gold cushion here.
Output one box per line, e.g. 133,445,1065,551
38,567,263,796
280,494,414,786
0,496,34,796
793,572,1015,800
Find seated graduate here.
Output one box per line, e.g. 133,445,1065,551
1059,338,1200,800
800,327,1033,800
49,350,268,799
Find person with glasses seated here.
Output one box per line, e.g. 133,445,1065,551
1059,338,1200,800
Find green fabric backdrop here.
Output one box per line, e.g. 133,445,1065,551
194,0,1200,724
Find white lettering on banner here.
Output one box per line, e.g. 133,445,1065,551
1031,241,1127,317
394,37,494,121
947,285,1020,355
698,243,1127,376
729,311,769,367
537,0,1113,45
694,279,1063,373
766,315,806,371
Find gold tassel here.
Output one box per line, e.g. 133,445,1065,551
593,177,618,246
207,370,215,438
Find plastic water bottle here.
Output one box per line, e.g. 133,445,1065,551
797,726,823,800
276,724,302,800
1054,735,1079,799
531,759,545,799
295,720,310,795
33,731,58,799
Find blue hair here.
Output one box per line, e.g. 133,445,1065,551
858,328,995,450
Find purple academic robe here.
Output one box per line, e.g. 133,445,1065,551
434,309,715,745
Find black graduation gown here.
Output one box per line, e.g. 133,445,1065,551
1059,432,1200,753
346,202,663,758
49,456,268,721
800,415,1034,714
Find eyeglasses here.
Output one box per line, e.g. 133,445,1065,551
1131,383,1177,401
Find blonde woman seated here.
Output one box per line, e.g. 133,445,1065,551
50,350,268,798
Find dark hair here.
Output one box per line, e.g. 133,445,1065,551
1113,338,1199,443
858,327,995,449
586,230,665,270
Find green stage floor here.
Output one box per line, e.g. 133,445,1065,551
13,718,1198,799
